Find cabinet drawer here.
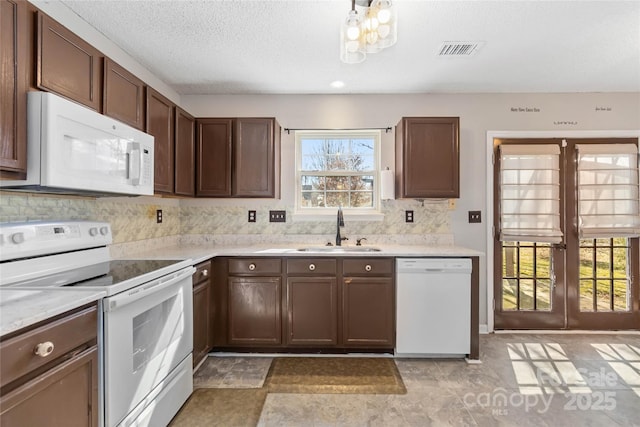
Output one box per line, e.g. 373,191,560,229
343,258,393,276
287,259,337,275
229,258,281,275
194,260,212,284
0,304,97,388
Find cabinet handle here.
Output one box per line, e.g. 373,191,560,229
34,341,55,358
345,279,352,285
202,269,209,277
248,263,256,271
308,263,316,271
365,264,372,272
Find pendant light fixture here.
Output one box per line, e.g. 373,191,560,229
340,0,397,64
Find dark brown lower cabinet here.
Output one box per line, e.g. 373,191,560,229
286,277,338,346
228,277,282,345
343,277,395,347
192,260,212,367
0,303,99,427
0,346,98,426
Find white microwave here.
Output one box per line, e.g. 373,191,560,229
1,92,154,196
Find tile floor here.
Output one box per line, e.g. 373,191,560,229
183,333,640,426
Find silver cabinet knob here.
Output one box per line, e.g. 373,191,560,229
309,263,316,271
11,232,25,244
202,269,209,277
365,264,372,272
34,341,55,358
248,263,256,271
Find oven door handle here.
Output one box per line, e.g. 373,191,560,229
104,266,196,312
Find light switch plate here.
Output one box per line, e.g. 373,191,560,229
468,211,481,223
405,210,414,223
248,210,256,222
269,210,286,222
156,209,163,224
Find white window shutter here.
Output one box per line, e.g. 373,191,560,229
499,144,563,243
576,144,640,238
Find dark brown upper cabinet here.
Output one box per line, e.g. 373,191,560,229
174,107,196,197
103,58,145,130
146,88,175,194
196,118,233,197
395,117,460,198
234,118,280,198
0,0,29,178
36,12,102,111
196,118,280,198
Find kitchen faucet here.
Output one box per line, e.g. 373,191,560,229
336,207,348,246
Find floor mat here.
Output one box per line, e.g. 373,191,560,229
264,357,406,394
169,388,267,427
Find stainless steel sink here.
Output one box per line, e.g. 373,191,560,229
296,247,381,253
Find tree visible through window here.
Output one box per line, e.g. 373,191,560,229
296,130,379,210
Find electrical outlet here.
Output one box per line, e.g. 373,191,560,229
156,209,163,224
405,210,414,223
468,210,481,223
248,210,256,222
269,210,286,222
448,199,457,210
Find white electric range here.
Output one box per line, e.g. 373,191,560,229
0,221,195,427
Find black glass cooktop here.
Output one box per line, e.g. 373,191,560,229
9,259,184,289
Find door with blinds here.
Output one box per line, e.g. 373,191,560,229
494,138,640,330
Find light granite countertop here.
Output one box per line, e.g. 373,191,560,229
115,243,484,265
0,289,106,336
1,241,482,337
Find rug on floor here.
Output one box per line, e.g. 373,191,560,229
169,388,267,427
263,357,407,394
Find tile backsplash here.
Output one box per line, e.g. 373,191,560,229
0,192,452,244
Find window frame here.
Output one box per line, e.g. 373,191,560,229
294,129,382,218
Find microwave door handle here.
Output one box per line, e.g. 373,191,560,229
127,141,141,185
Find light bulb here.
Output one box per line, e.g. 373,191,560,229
378,9,391,24
346,25,360,40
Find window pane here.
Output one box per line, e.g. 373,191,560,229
301,191,325,207
301,175,324,190
325,176,349,191
580,280,594,312
613,280,629,311
325,192,349,207
536,247,551,278
502,279,517,310
536,280,551,311
351,192,373,208
596,248,611,278
519,279,534,310
503,246,517,278
350,176,374,191
596,280,612,312
518,248,534,278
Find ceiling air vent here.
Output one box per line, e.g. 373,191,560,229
438,42,484,57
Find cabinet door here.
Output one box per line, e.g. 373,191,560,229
228,277,281,345
286,277,338,346
234,118,279,198
395,117,460,198
0,346,99,427
196,118,232,197
37,12,102,111
193,280,210,367
0,0,28,177
146,88,174,194
342,277,395,347
174,107,195,196
103,58,145,130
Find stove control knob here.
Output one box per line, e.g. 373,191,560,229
34,341,55,358
11,232,25,244
89,227,99,236
99,226,109,236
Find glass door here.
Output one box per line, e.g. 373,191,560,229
494,138,640,330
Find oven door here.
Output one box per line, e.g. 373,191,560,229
103,266,194,427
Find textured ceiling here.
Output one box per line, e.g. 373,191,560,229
60,0,640,95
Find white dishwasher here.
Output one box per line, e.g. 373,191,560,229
395,258,472,357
